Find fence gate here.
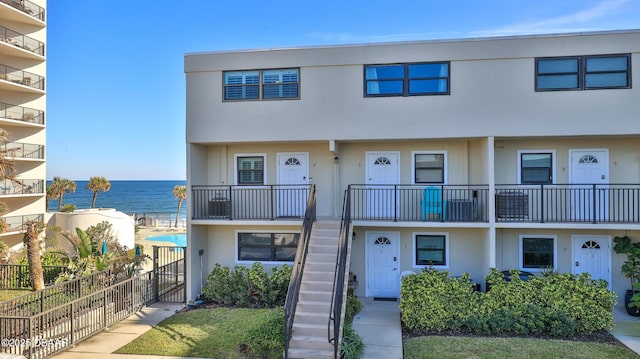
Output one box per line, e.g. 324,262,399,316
153,245,187,303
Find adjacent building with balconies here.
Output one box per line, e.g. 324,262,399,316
185,28,640,356
0,0,46,250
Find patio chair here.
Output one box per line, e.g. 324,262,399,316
421,186,446,221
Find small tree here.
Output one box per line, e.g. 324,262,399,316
172,185,186,228
48,177,77,211
86,176,111,208
23,220,45,291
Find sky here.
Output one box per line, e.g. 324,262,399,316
45,0,640,180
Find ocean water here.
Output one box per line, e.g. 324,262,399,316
46,180,187,226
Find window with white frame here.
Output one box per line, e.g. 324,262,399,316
414,233,448,268
224,68,299,100
412,152,446,184
519,235,556,270
518,151,554,185
236,155,265,185
237,232,299,262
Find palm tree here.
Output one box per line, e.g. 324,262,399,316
86,176,111,208
48,177,77,211
23,220,44,291
172,185,187,228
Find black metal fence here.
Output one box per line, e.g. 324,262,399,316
192,185,312,220
496,184,640,223
153,246,186,303
349,184,490,222
0,248,186,358
0,265,68,290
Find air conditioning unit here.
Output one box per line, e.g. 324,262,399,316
208,197,231,218
447,199,474,221
496,192,528,218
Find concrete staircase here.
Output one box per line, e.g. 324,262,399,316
287,220,348,359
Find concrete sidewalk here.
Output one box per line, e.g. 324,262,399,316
351,297,403,359
609,306,640,356
51,302,200,359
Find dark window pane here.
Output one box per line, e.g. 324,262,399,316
537,58,578,74
238,233,271,245
522,237,554,268
415,235,446,265
415,154,444,183
585,73,628,88
275,247,296,261
367,80,403,95
521,153,552,184
415,169,444,183
537,75,579,89
239,247,271,261
586,56,628,72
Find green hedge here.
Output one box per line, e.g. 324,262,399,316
202,263,291,308
400,268,617,337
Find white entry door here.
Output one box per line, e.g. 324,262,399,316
572,235,611,288
366,152,400,219
277,152,309,217
569,149,609,221
366,231,400,298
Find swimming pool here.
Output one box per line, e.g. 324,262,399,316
146,234,186,247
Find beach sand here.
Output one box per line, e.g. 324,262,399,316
135,226,186,271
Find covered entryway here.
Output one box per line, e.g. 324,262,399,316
569,149,609,221
572,235,611,288
365,231,400,298
277,152,309,217
366,151,400,219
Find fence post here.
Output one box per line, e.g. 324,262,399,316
592,184,597,224
103,288,108,329
183,247,187,303
153,246,159,303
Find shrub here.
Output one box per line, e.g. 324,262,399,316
400,268,616,337
243,307,285,358
202,263,292,308
341,323,364,359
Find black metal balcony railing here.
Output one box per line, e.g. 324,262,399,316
0,101,44,125
1,141,44,159
1,0,45,21
192,185,312,220
495,184,640,224
0,63,44,90
0,24,44,56
349,184,490,222
1,213,43,233
0,179,43,195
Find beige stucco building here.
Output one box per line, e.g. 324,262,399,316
185,29,640,309
0,1,46,251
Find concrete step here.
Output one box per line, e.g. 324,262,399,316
289,335,334,352
300,280,333,292
308,243,338,254
292,321,327,337
299,289,332,302
305,252,336,263
305,261,335,272
297,300,331,313
287,347,334,359
303,270,334,282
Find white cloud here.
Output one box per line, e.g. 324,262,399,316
471,0,633,37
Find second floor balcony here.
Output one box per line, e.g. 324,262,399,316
192,183,640,225
0,213,43,234
0,0,45,22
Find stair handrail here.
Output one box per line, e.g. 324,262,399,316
284,184,316,359
328,188,351,358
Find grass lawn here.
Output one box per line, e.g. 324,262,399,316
403,336,639,359
115,307,280,359
0,289,31,301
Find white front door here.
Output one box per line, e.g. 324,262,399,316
572,235,611,288
569,149,609,221
277,152,309,217
366,231,400,298
366,152,400,219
